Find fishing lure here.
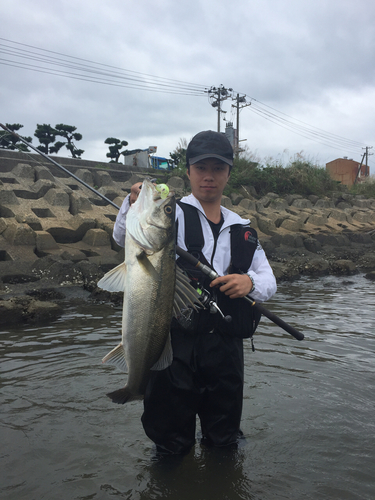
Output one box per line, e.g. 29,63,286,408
155,183,169,199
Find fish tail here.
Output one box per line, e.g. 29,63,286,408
106,387,143,405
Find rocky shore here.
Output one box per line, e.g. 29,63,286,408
0,150,374,325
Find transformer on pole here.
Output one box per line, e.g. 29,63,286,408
207,85,232,132
206,86,251,156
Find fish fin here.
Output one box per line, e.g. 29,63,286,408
106,387,143,405
137,251,160,281
173,267,201,316
151,334,173,370
97,262,126,292
102,343,128,372
127,211,154,251
173,283,187,317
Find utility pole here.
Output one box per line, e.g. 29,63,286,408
232,93,251,158
363,146,373,177
354,152,366,184
207,85,233,132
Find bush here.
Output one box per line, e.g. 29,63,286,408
227,155,342,197
350,178,375,199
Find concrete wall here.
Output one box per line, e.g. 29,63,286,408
0,149,164,183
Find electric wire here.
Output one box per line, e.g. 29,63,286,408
248,97,365,148
1,37,371,156
0,38,207,89
0,59,205,95
0,48,206,94
0,38,208,96
0,54,205,94
247,103,365,155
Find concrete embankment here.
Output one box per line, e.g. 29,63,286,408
0,150,374,324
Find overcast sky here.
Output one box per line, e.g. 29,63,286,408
1,0,374,170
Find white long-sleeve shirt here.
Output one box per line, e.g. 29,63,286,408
113,193,277,303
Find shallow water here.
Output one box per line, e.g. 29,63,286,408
1,274,374,499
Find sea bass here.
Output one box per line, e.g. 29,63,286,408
98,178,197,404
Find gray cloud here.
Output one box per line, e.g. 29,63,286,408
1,0,374,168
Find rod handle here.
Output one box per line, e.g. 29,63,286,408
247,298,304,341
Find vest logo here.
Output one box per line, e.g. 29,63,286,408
244,229,257,246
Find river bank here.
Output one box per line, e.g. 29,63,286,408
0,151,374,324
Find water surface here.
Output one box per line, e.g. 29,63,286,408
1,274,374,499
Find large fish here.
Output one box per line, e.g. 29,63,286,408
98,178,198,404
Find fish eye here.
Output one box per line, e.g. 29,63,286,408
164,205,173,215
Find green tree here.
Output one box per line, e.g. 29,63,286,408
0,123,32,151
54,123,84,158
168,138,188,176
104,137,129,163
34,124,59,154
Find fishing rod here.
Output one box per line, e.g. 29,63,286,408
176,246,304,341
1,123,303,340
0,123,119,209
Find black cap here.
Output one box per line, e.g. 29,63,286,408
186,130,233,167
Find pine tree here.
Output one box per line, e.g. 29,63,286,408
53,124,84,158
34,124,59,154
104,137,129,163
0,123,32,152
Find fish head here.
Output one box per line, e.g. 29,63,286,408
127,178,175,252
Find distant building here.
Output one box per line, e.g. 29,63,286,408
326,157,370,187
225,122,237,150
123,147,172,170
123,149,150,169
225,122,245,156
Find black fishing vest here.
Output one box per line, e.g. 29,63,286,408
175,201,261,338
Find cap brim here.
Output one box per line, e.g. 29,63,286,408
188,154,233,166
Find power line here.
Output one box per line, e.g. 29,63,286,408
214,87,369,156
0,49,206,94
0,38,208,96
247,102,366,154
1,37,371,155
0,38,206,88
0,59,205,95
248,97,365,148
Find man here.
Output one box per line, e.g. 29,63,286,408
113,130,277,454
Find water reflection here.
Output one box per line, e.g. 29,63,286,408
135,446,253,500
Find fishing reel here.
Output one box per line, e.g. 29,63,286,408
176,286,232,331
198,288,232,323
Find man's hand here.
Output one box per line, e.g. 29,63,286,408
210,273,253,299
129,182,142,205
